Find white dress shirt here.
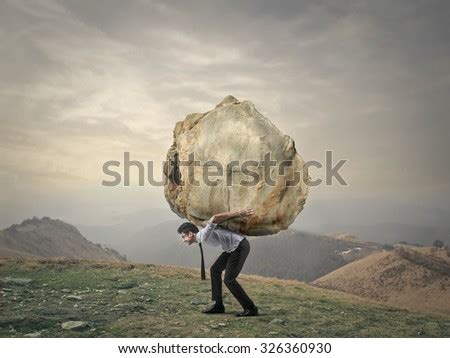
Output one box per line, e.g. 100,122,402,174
196,221,245,253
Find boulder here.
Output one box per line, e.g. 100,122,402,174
163,95,309,236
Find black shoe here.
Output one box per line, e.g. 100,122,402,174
201,304,225,314
236,306,258,317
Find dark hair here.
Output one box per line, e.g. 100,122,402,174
177,222,199,235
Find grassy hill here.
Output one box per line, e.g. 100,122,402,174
313,246,450,315
0,258,449,338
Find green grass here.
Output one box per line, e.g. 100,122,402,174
0,259,449,337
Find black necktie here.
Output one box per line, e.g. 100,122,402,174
199,242,206,280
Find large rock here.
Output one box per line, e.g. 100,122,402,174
163,95,309,236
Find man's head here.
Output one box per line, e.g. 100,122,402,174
177,222,199,246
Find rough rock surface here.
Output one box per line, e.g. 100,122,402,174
163,95,309,236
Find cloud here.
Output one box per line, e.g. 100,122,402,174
1,0,449,227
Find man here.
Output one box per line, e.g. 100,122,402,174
178,208,258,317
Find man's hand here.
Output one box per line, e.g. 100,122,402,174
210,207,255,224
238,207,255,218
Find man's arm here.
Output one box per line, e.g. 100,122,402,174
209,207,255,225
196,220,218,244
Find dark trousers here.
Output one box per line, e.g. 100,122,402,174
210,238,256,310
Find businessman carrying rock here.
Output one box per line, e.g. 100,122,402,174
178,208,259,317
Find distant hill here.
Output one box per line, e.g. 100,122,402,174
312,245,450,315
243,230,382,282
1,258,449,337
0,217,126,262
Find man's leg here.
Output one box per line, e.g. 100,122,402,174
223,238,256,310
210,251,229,305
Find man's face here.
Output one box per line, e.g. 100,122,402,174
181,231,196,246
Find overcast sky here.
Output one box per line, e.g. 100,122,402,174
1,0,449,229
